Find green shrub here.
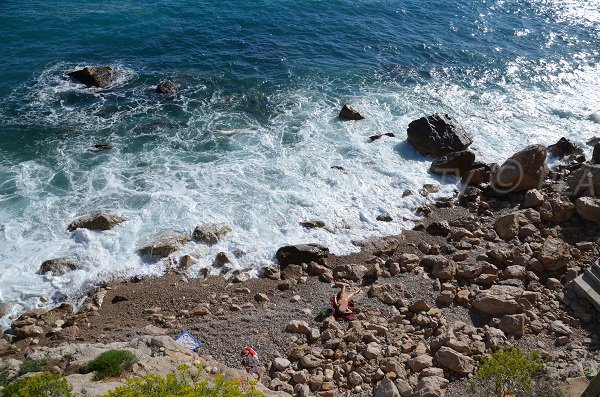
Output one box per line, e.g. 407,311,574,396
88,350,136,380
103,366,265,397
18,358,47,375
2,372,72,397
472,346,562,397
0,369,9,387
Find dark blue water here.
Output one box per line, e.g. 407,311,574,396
0,0,599,321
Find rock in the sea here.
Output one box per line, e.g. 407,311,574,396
138,233,190,258
406,114,472,156
0,303,13,318
276,244,329,267
490,144,547,193
39,257,82,275
339,104,364,120
575,196,600,222
593,143,600,164
547,137,583,159
538,238,572,271
300,220,325,229
68,66,114,88
472,285,524,315
192,224,232,245
430,150,475,177
67,212,127,232
155,80,177,95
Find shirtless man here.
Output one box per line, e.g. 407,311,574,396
333,285,362,317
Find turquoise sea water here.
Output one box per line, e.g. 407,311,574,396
0,0,599,322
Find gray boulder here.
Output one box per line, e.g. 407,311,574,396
39,257,82,275
192,224,232,245
67,212,127,232
138,233,190,258
375,377,401,397
407,114,472,156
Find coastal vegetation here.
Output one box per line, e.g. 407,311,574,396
88,350,137,380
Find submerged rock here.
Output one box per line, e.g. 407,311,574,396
155,80,177,95
68,66,115,88
138,233,190,258
67,213,127,232
406,114,472,156
339,104,364,120
192,224,232,245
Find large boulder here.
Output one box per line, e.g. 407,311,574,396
68,67,115,88
192,224,232,245
490,145,547,194
430,150,475,177
67,213,127,232
435,347,475,375
472,285,524,315
547,137,583,159
567,163,600,197
406,114,472,156
275,244,329,267
575,196,600,222
537,238,572,271
39,257,82,275
138,233,190,258
339,104,364,120
374,377,401,397
413,376,449,397
499,313,526,336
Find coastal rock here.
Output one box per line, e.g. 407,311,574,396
499,313,526,336
426,221,451,237
495,212,527,240
138,233,190,258
67,212,127,232
14,324,45,339
435,347,474,375
286,320,311,334
575,196,600,222
68,66,114,88
0,303,12,318
593,143,600,164
408,354,433,372
472,285,524,315
566,163,600,196
192,223,232,245
406,114,472,156
374,377,401,397
39,257,82,275
155,80,176,95
524,189,545,208
430,150,475,177
538,238,572,271
547,137,583,159
462,162,493,185
332,263,367,281
413,376,449,397
339,104,364,120
276,244,329,267
370,133,395,141
490,144,547,193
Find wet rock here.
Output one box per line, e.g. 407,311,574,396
39,257,82,275
214,252,230,267
138,233,190,258
376,213,393,222
407,114,472,156
0,303,12,317
155,80,176,95
370,133,395,141
68,212,127,232
593,143,600,164
430,150,476,177
339,104,364,120
490,144,547,194
547,137,583,159
575,196,600,222
462,162,494,185
276,244,329,267
300,220,325,229
68,66,115,88
192,224,232,245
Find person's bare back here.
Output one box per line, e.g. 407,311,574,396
335,285,362,314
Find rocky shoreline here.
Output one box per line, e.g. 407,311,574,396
2,110,600,396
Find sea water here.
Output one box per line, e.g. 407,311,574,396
0,0,599,326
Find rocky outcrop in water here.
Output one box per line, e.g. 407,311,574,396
39,257,82,275
490,144,548,193
429,150,475,178
156,80,177,95
339,104,365,120
67,66,115,88
192,223,232,245
137,233,190,258
67,212,127,232
406,114,472,156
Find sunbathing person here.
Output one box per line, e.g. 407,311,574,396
331,285,362,321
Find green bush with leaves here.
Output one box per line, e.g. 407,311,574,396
103,366,264,397
472,346,562,397
2,372,72,397
88,350,137,380
18,358,47,375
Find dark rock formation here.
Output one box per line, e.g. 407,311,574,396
276,244,329,267
67,67,115,88
192,224,232,245
369,133,395,141
138,233,190,258
67,213,127,232
406,114,472,156
156,80,177,95
339,105,364,120
547,137,583,159
490,144,547,194
430,150,476,177
39,257,82,275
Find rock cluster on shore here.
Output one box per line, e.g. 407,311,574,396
2,113,600,396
